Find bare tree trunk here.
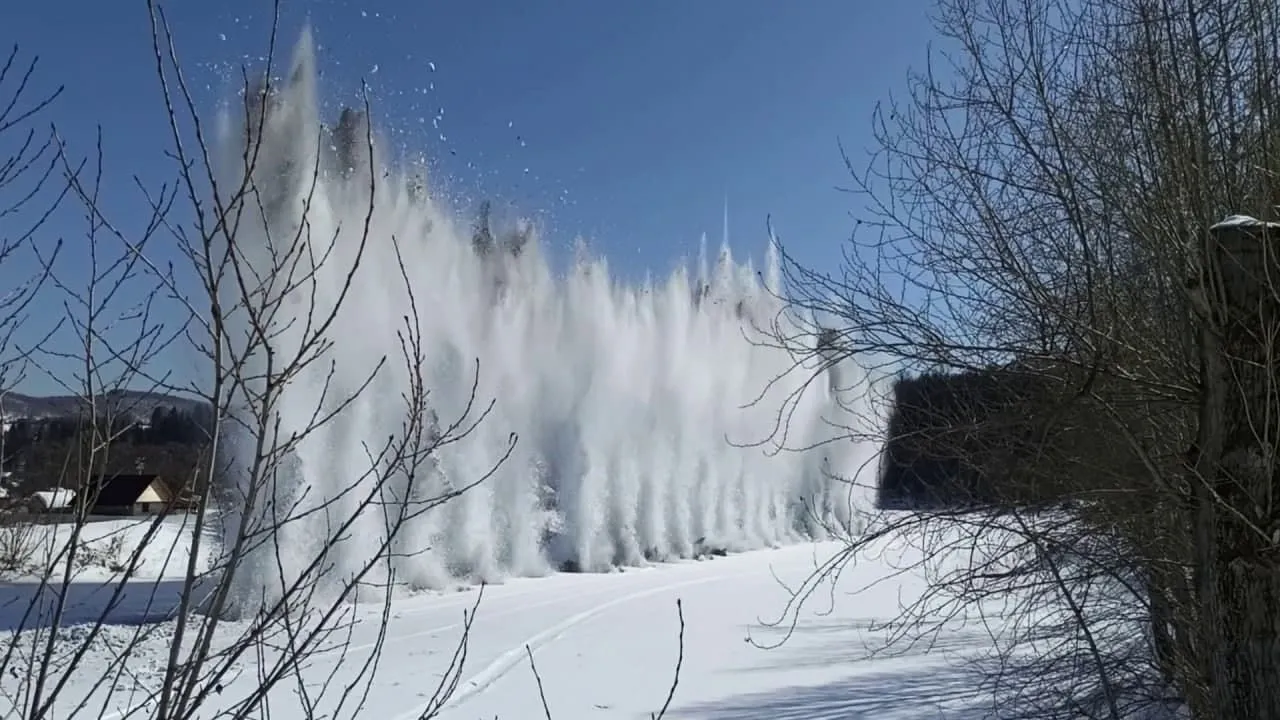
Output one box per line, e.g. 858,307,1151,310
1191,218,1280,718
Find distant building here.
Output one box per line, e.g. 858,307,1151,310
28,488,75,513
80,474,194,516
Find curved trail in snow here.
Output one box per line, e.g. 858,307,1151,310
309,574,665,666
391,573,733,720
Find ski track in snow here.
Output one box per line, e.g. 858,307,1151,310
395,573,732,718
308,572,682,669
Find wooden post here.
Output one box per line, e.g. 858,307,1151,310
1195,215,1280,718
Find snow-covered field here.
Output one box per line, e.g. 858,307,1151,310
0,515,1001,720
0,514,218,583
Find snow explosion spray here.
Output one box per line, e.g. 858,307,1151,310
213,30,884,615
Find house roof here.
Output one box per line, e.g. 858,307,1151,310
80,474,169,508
31,488,75,509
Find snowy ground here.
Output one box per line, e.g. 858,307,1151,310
0,516,1005,720
0,514,218,583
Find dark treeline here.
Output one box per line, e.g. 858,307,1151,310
877,366,1060,510
2,405,213,497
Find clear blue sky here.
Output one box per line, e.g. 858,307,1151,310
3,0,935,396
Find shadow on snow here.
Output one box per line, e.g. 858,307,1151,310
678,660,992,720
0,574,221,633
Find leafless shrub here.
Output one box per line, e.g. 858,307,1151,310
0,36,67,605
767,0,1280,717
0,6,509,719
0,515,39,575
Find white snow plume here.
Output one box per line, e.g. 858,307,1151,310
211,29,885,617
